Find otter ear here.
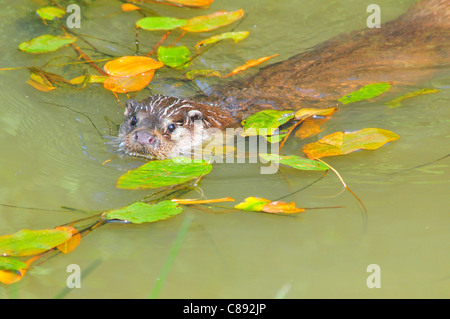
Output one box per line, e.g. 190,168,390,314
124,99,139,116
187,109,203,122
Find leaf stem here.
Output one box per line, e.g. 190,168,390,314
316,158,368,228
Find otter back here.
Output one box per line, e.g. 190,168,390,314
198,0,450,120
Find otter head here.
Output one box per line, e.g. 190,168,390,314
117,95,236,160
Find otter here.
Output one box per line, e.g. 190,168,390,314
118,0,449,159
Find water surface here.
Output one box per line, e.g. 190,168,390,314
0,0,448,298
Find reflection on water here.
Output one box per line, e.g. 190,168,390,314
0,0,448,298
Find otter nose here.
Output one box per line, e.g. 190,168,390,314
134,131,157,145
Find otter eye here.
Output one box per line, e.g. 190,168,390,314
130,115,137,126
167,123,176,133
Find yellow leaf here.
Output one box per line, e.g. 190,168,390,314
303,128,400,159
181,9,244,32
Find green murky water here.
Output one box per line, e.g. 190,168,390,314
0,0,448,298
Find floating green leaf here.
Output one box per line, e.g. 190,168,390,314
385,88,439,108
19,35,76,54
241,110,294,136
259,153,329,170
264,132,287,143
0,257,27,272
117,157,212,189
136,17,187,31
103,201,182,224
157,45,191,69
338,82,392,104
195,31,249,50
36,6,66,20
0,229,73,256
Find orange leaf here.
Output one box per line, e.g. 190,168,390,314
103,70,155,93
165,0,213,8
0,270,23,285
225,54,278,77
55,226,81,254
103,56,164,77
294,117,330,139
262,201,305,214
172,197,235,205
121,3,140,11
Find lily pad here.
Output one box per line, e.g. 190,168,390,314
157,45,191,69
136,17,187,31
117,157,212,189
103,201,182,224
259,153,328,171
36,6,66,20
241,110,294,136
0,257,27,272
19,34,76,54
338,82,392,104
0,229,73,256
